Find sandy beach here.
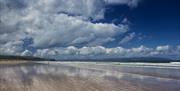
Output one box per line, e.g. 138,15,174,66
0,61,180,91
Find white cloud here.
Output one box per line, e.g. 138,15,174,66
34,45,180,58
0,0,129,49
106,0,141,8
29,14,128,48
0,41,24,55
119,32,136,45
156,45,170,51
21,50,33,56
31,0,106,20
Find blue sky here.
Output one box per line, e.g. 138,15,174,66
0,0,180,59
103,0,180,48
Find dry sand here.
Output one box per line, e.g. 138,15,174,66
0,60,28,65
0,61,180,91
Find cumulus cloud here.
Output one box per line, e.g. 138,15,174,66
0,41,24,55
156,45,170,51
21,50,33,56
29,14,127,48
154,45,170,55
34,45,180,59
0,0,130,49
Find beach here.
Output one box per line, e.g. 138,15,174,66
0,61,180,91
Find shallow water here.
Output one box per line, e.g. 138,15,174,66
0,62,180,91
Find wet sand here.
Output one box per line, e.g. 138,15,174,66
0,62,180,91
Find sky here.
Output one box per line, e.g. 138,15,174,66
0,0,180,59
